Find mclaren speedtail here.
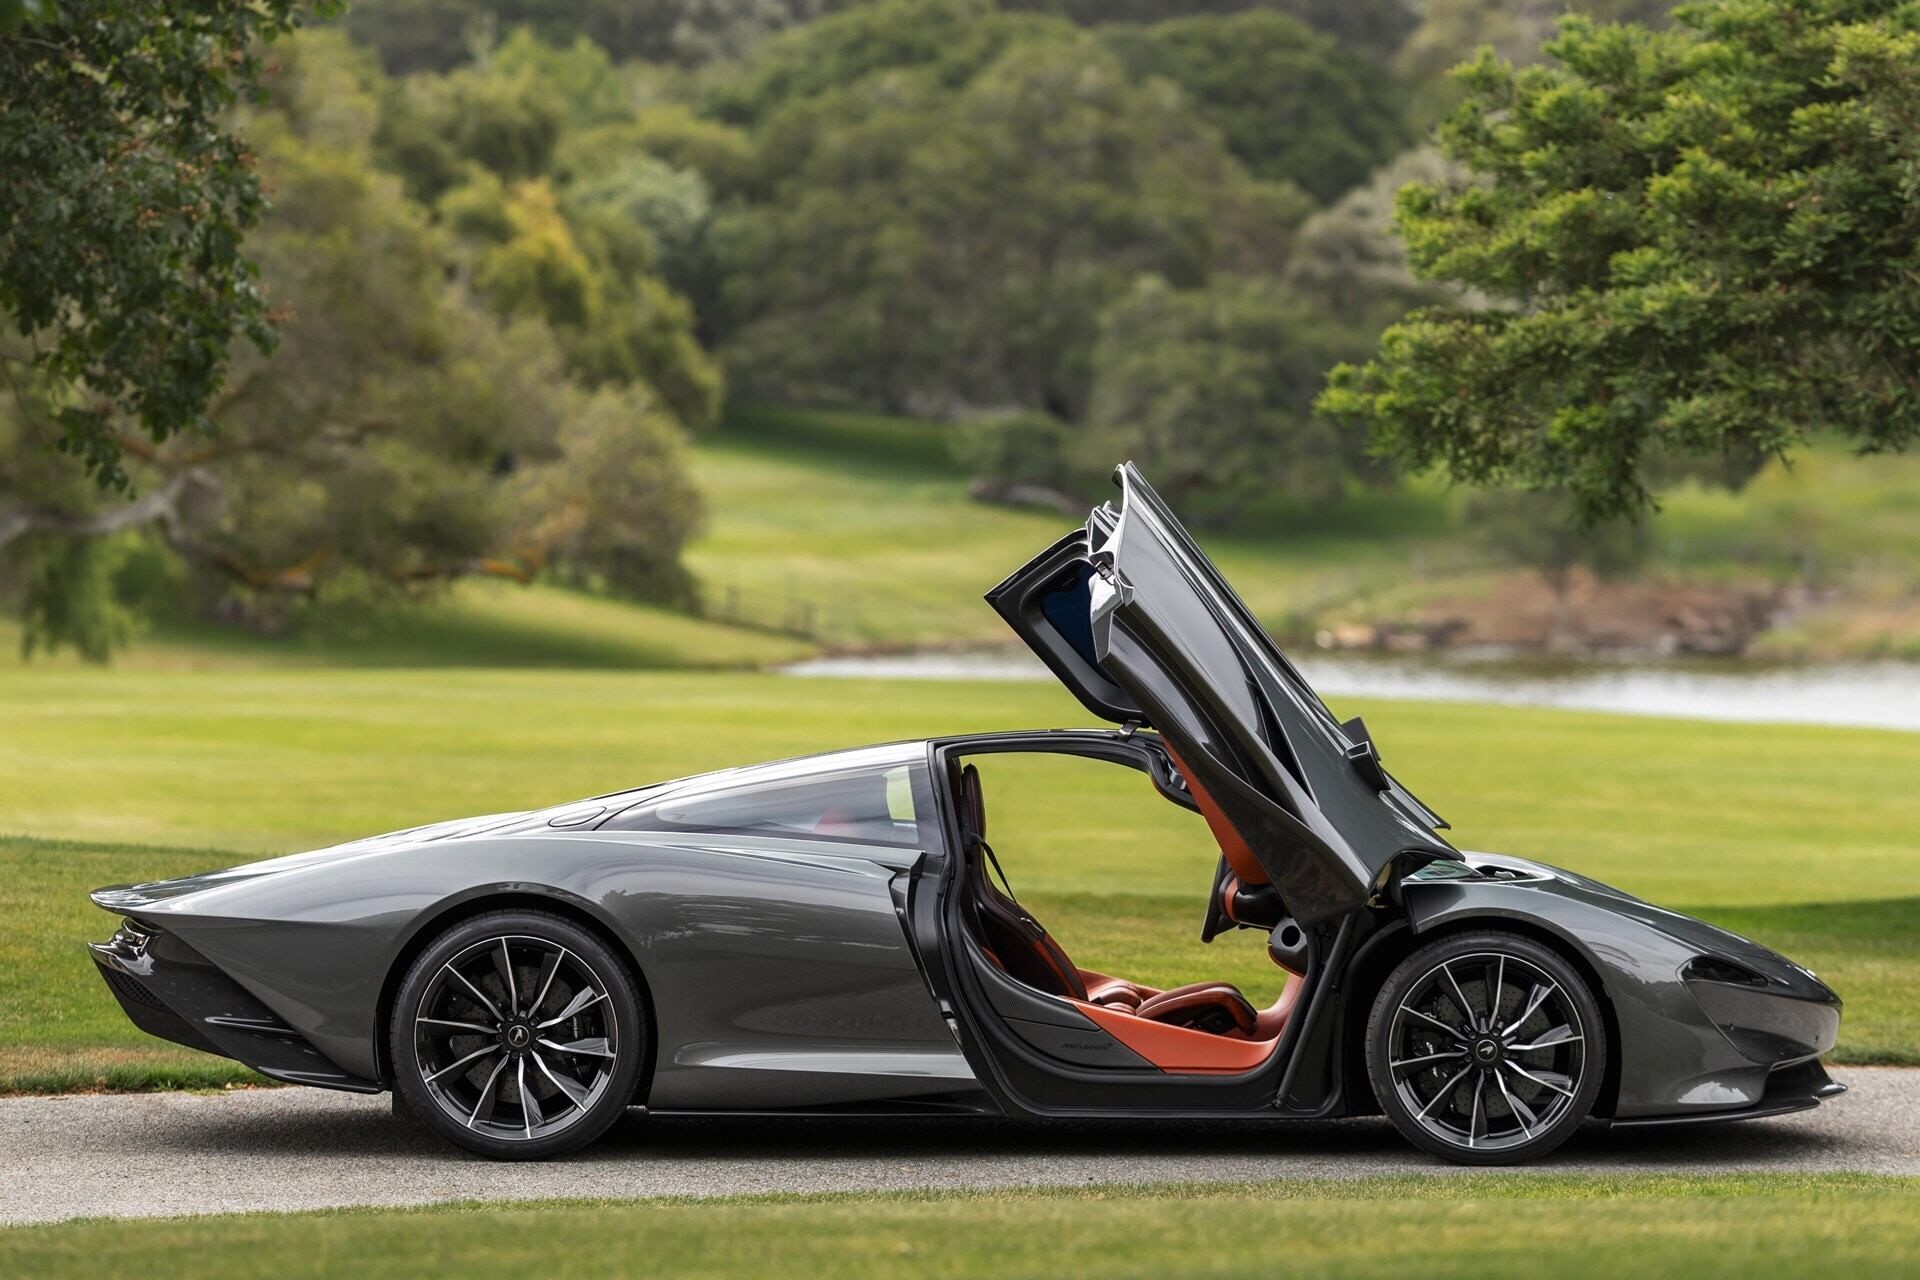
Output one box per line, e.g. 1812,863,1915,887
90,464,1844,1162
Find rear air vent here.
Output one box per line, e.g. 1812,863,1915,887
1470,863,1547,883
104,966,169,1011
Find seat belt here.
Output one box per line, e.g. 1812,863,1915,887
978,839,1016,899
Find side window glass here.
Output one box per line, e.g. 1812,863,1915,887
603,763,929,849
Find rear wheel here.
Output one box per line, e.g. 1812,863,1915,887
1365,931,1604,1165
391,910,645,1159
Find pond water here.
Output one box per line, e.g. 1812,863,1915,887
781,650,1920,733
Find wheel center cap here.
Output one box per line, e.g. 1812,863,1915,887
1474,1038,1501,1064
504,1024,532,1050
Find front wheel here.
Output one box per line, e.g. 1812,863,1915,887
391,910,646,1159
1365,930,1605,1165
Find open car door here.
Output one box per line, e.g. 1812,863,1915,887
988,463,1456,925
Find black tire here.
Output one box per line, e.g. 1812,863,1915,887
1365,930,1605,1165
390,909,646,1160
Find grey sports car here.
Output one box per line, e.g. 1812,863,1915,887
90,464,1843,1163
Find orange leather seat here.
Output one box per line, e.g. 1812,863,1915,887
956,764,1271,1044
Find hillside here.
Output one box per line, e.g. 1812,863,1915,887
686,405,1920,659
7,401,1916,670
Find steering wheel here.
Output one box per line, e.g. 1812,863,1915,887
1200,853,1234,943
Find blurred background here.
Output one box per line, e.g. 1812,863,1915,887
4,0,1917,688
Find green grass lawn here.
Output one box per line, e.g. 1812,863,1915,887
686,405,1461,649
686,403,1920,655
4,1176,1916,1278
2,667,1915,1091
0,579,811,674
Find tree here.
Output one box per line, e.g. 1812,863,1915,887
952,410,1082,509
1082,276,1376,520
344,0,843,72
1391,1,1675,124
0,0,326,489
394,39,726,427
1101,11,1409,202
1,30,704,658
1004,1,1420,65
715,12,1282,416
1284,146,1468,318
1321,0,1920,524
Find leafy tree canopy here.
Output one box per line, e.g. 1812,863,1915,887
1004,0,1419,64
1084,275,1382,520
2,28,711,659
714,17,1290,417
1102,11,1409,202
0,0,329,489
1321,0,1920,523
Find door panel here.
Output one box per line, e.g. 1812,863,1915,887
985,531,1142,723
990,464,1456,925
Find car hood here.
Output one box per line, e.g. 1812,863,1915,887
1454,851,1815,980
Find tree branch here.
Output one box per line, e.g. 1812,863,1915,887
0,469,210,551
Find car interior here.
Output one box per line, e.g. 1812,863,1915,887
952,759,1305,1073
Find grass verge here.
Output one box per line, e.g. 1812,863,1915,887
0,580,811,674
3,1175,1917,1278
688,404,1920,654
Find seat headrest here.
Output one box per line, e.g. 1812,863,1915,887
958,762,985,843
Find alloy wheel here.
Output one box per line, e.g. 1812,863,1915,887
411,934,620,1142
1385,949,1588,1154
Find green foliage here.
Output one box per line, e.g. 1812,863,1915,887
393,42,727,427
700,0,1041,127
562,106,759,198
345,0,841,71
1392,2,1676,124
17,536,140,662
1007,0,1421,64
469,179,601,324
1285,146,1466,317
1084,276,1376,519
0,0,325,489
1,30,714,659
1323,0,1920,523
403,60,564,182
517,388,705,602
715,6,1270,416
952,411,1081,497
1102,12,1409,202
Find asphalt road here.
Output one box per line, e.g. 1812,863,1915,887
3,1067,1915,1225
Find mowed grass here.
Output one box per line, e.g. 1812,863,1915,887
0,580,810,674
5,1176,1918,1278
687,405,1456,648
2,668,1915,1090
688,404,1920,652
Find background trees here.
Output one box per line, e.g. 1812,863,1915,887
1323,0,1920,522
29,0,1914,661
1,21,711,656
712,14,1275,418
0,1,319,487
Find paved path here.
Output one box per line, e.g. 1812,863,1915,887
4,1067,1915,1225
